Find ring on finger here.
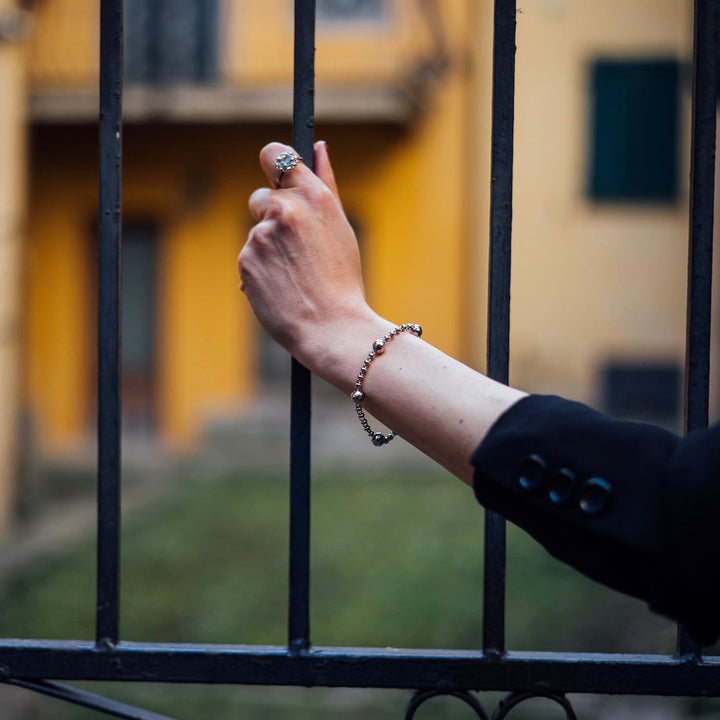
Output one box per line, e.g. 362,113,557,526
274,151,303,187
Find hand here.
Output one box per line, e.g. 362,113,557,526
239,145,525,484
239,141,381,376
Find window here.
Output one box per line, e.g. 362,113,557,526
121,223,158,434
588,59,680,202
317,0,384,22
124,0,218,84
601,361,681,428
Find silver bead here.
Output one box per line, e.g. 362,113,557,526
411,324,422,337
351,389,364,404
372,433,386,446
372,339,386,354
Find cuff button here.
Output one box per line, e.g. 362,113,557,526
548,467,576,505
578,477,613,516
516,454,547,492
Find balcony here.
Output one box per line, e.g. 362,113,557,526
27,0,443,126
28,83,423,125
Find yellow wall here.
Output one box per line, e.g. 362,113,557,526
26,111,475,449
508,0,695,405
27,126,259,449
27,0,98,87
28,0,441,89
227,0,442,86
123,127,259,447
24,0,712,452
26,133,96,448
326,0,476,359
24,0,478,450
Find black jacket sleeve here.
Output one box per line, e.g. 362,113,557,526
470,394,720,645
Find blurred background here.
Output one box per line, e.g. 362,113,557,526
0,0,719,718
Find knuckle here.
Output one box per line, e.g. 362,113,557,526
248,187,266,210
254,220,276,246
237,251,259,290
303,182,333,206
243,221,278,266
267,197,297,227
237,246,250,275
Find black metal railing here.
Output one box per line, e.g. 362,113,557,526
96,0,123,654
288,0,315,656
0,0,718,718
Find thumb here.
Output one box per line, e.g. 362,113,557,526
314,141,341,203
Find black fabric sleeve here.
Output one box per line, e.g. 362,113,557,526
470,394,720,645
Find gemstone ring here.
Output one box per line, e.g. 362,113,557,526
274,151,303,187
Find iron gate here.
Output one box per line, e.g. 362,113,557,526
1,0,718,718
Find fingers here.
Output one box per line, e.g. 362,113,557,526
238,218,272,287
257,140,340,198
248,187,273,222
314,141,341,202
248,141,342,222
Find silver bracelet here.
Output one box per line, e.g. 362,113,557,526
350,323,423,446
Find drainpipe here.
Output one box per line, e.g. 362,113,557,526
0,0,28,536
464,0,493,370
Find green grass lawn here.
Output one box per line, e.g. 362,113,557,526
0,468,706,719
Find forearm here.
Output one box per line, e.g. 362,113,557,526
298,308,527,485
240,141,526,484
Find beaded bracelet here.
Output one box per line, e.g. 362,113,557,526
350,323,423,446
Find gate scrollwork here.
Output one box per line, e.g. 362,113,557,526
405,689,490,720
405,689,579,720
491,690,578,720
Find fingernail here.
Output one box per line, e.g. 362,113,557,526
318,139,330,159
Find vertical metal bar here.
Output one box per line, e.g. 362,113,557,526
484,0,517,656
677,0,718,658
288,0,316,654
96,0,123,648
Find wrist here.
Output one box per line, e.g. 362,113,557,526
295,305,394,394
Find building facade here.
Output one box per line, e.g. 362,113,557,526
0,0,715,530
24,0,477,453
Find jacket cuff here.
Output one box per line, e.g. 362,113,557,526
470,395,707,639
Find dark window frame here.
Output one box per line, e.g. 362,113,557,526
124,0,219,85
588,57,681,203
317,0,386,24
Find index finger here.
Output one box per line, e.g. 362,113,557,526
260,142,315,190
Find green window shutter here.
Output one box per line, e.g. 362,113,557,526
589,59,680,202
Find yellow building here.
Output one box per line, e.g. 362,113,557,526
24,0,478,454
5,0,716,527
507,0,710,424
